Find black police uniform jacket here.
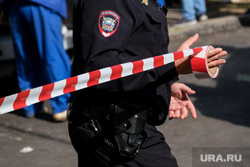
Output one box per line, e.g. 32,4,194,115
70,0,178,126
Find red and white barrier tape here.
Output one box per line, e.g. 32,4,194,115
191,45,218,79
0,46,217,115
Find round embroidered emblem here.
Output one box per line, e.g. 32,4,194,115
98,10,120,38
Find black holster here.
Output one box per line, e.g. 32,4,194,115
67,102,149,160
112,109,148,159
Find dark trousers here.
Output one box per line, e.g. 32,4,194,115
68,122,178,167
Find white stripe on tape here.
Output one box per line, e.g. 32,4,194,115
143,58,154,71
99,67,112,84
0,94,17,114
121,62,133,77
75,73,89,91
163,53,174,64
26,87,43,106
51,80,67,98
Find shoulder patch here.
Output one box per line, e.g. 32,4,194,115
98,10,120,38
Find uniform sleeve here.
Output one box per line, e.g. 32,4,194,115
73,0,178,92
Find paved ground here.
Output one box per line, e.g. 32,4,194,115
0,2,250,167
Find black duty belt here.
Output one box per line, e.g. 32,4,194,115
84,104,122,122
67,102,148,126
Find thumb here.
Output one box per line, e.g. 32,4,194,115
176,33,199,52
180,84,196,95
185,33,199,48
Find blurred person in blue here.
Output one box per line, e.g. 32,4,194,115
174,0,208,27
0,0,71,121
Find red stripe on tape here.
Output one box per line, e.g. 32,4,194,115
132,60,144,74
154,55,164,68
39,83,54,102
193,47,203,55
111,65,123,80
174,51,184,61
191,57,207,73
64,76,78,94
0,97,5,114
13,90,30,110
87,70,101,87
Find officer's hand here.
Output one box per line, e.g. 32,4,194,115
207,48,227,68
175,34,227,74
169,83,197,120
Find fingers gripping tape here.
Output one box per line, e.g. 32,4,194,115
191,46,219,79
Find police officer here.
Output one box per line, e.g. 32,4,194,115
0,0,71,120
68,0,227,166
